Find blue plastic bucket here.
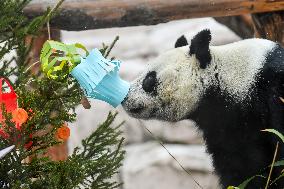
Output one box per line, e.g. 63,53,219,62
71,49,130,107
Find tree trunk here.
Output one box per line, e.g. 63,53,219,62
26,29,68,161
214,15,254,39
252,11,284,45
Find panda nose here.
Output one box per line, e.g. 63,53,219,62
121,95,128,105
121,94,144,114
129,105,144,114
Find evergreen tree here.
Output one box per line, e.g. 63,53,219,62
0,0,125,188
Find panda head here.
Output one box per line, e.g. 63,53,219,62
122,29,215,121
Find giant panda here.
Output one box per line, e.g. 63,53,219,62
122,29,284,188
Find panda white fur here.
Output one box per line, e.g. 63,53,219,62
122,29,284,188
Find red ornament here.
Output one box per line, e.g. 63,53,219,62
0,78,33,149
0,77,18,138
0,78,17,114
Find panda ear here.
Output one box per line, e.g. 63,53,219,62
175,35,188,48
189,29,212,69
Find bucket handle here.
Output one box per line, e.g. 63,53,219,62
0,77,16,96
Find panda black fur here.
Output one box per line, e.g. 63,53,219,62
122,29,284,188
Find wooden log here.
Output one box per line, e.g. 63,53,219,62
25,0,284,31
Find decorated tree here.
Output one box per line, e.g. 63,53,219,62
0,0,125,188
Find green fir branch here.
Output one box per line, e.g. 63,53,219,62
0,1,125,188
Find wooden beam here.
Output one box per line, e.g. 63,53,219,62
25,0,284,31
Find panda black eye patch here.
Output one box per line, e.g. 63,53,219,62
142,71,158,94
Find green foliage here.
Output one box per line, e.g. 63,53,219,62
227,175,265,189
35,113,125,189
0,0,50,79
272,160,284,167
0,0,125,188
262,129,284,143
0,113,124,189
228,129,284,189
